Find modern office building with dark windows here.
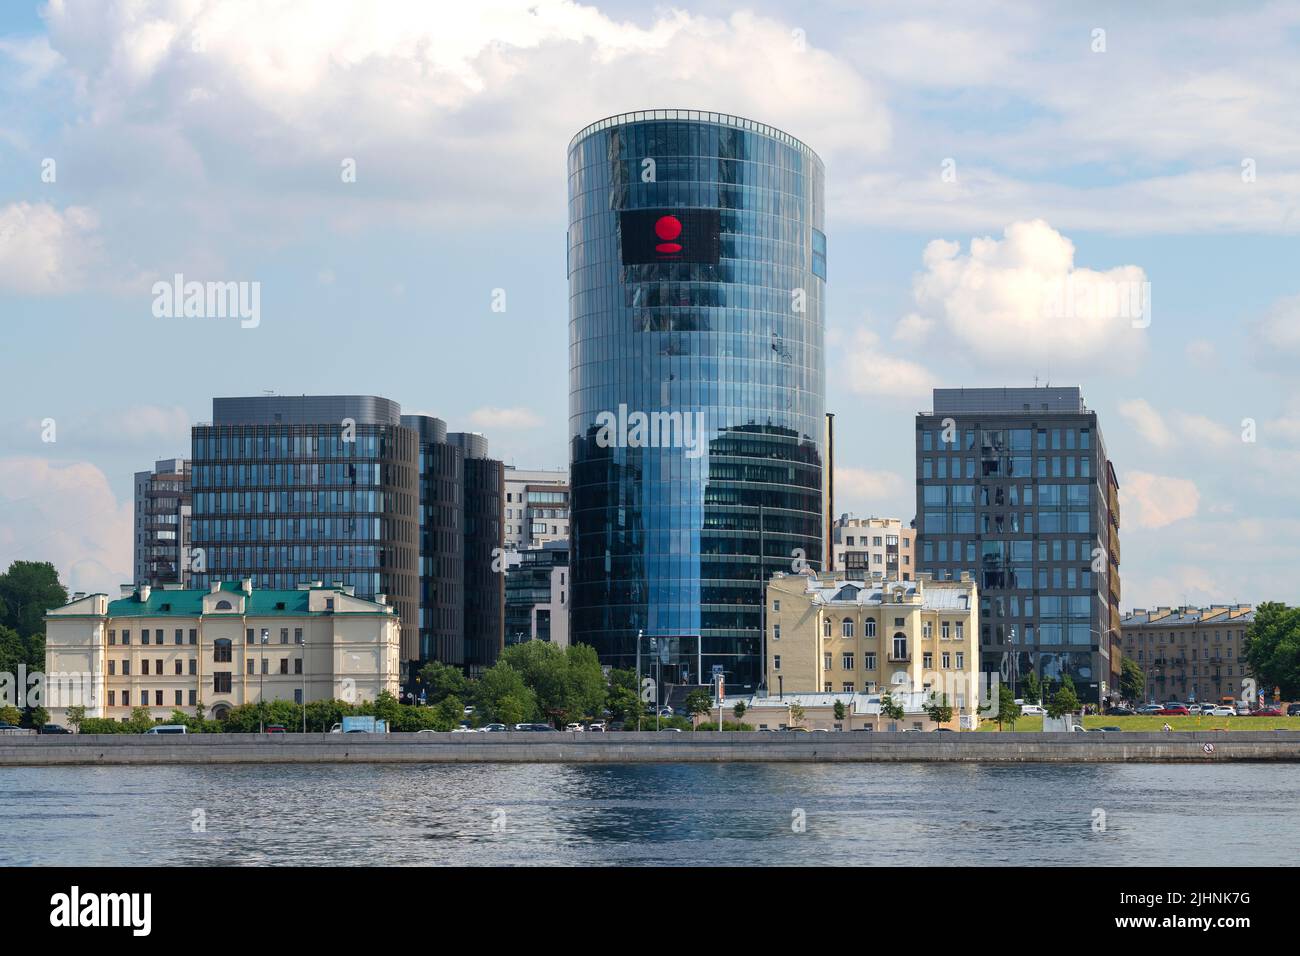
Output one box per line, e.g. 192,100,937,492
133,458,193,587
191,396,504,677
914,387,1121,704
567,110,827,693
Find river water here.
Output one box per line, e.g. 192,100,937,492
3,762,1295,866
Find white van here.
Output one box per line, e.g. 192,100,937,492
144,724,188,735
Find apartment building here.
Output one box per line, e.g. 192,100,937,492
503,467,569,553
830,515,915,580
44,579,400,726
765,570,979,720
133,458,192,587
504,540,569,647
1120,605,1254,704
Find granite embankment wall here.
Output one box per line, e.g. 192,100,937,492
3,731,1300,764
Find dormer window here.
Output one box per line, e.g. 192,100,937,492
215,600,232,610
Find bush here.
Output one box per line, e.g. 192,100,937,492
79,718,129,734
693,720,753,731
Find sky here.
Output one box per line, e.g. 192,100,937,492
1,0,1298,608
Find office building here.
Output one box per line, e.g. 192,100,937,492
568,110,828,693
504,540,569,647
765,571,979,723
1121,605,1254,705
914,386,1120,703
503,467,569,553
830,515,915,580
133,458,192,587
44,580,400,726
191,395,503,676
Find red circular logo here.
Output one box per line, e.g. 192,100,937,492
655,215,682,240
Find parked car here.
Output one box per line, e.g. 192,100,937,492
1020,704,1047,716
1187,704,1205,715
1156,706,1189,716
564,723,584,732
608,721,625,732
1288,704,1300,717
1097,726,1124,732
144,724,187,734
1208,706,1236,717
587,722,606,732
415,729,439,734
39,724,71,734
659,727,683,732
1137,704,1164,715
1105,706,1135,717
264,724,286,733
1251,708,1284,717
1236,705,1253,716
513,722,556,732
479,723,507,732
451,726,476,733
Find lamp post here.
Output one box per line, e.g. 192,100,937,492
300,631,307,734
258,628,268,733
635,628,643,732
1006,627,1017,701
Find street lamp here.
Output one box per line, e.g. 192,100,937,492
300,630,307,734
258,628,269,733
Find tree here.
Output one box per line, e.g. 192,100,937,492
684,689,713,724
880,694,905,722
1120,656,1145,703
434,695,465,731
788,700,807,727
732,700,747,721
925,693,953,727
0,704,20,725
416,660,468,705
832,699,847,720
1048,678,1081,719
65,704,86,733
986,684,1020,731
127,707,155,733
474,661,538,725
25,705,49,728
1022,671,1042,706
1245,602,1300,699
0,561,67,669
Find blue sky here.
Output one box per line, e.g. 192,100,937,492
1,0,1298,609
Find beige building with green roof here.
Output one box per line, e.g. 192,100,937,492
44,579,400,727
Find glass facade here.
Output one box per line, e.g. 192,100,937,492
567,110,826,692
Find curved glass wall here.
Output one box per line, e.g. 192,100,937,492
567,110,826,692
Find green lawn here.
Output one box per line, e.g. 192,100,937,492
977,714,1298,732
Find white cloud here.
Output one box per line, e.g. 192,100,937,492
0,457,132,596
0,202,101,294
901,219,1149,368
1119,399,1173,449
468,406,544,430
1120,471,1200,530
840,328,934,399
835,466,907,503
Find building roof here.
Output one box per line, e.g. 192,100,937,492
1122,605,1254,628
72,583,389,618
777,574,973,611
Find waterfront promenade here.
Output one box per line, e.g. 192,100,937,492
3,731,1300,765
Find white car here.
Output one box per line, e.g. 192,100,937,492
1209,706,1236,717
565,722,585,732
1019,704,1047,716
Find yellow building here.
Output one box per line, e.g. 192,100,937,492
44,579,400,726
765,571,979,721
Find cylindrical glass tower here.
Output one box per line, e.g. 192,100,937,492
567,110,826,693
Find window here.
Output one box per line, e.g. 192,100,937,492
122,660,131,676
174,629,183,645
155,690,163,706
843,682,854,693
823,618,831,637
942,652,951,669
247,659,255,675
294,689,303,705
841,618,854,637
214,639,232,663
865,620,876,637
892,634,908,660
246,628,254,644
773,655,781,671
188,629,197,645
956,652,965,669
108,660,116,676
824,652,833,670
773,599,780,612
108,690,116,706
175,660,183,675
175,690,183,706
941,622,951,640
122,630,130,645
261,658,269,675
923,652,933,668
155,658,162,674
213,672,232,694
188,659,196,676
865,653,876,670
280,627,289,644
279,658,289,675
772,624,781,641
108,630,116,645
142,629,151,646
956,622,964,640
923,621,933,639
842,653,854,670
122,691,129,706
294,658,303,675
188,690,197,706
824,682,833,693
295,627,304,645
